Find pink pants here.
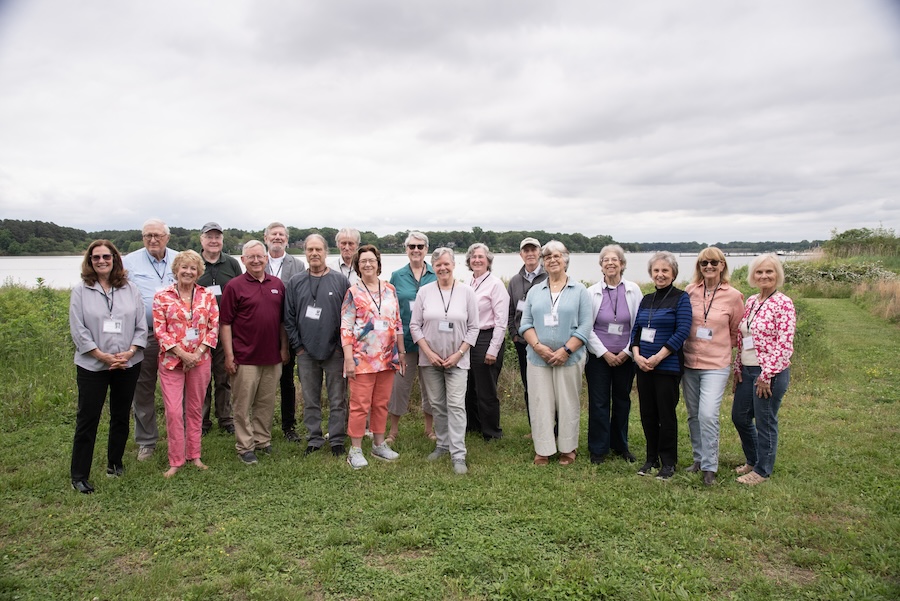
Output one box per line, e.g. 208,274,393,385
159,360,211,468
348,371,395,439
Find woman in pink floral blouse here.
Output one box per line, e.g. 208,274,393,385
341,245,406,469
153,250,219,478
731,254,795,485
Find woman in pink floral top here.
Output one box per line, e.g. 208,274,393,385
341,245,406,469
152,250,219,478
731,254,795,485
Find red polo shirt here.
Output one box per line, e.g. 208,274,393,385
220,272,285,365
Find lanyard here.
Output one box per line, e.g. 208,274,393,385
701,282,720,325
100,285,115,316
604,282,621,322
438,281,455,318
363,280,382,315
548,278,568,312
310,272,323,306
647,285,673,328
747,292,774,330
471,272,489,292
206,261,220,285
147,251,166,282
412,263,426,292
179,285,195,320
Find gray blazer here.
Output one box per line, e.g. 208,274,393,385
267,252,306,282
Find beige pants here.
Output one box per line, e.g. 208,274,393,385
526,356,585,457
232,363,282,455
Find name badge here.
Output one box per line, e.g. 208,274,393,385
102,319,123,334
742,336,755,350
306,306,322,320
516,299,526,312
696,327,714,340
544,314,559,327
207,285,222,296
641,327,656,343
607,323,624,336
409,300,416,311
439,321,454,332
374,319,389,331
185,328,200,341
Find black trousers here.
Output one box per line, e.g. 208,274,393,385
585,353,635,456
465,329,504,439
514,340,531,423
635,370,680,468
280,353,297,432
71,363,141,481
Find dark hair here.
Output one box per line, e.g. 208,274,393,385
81,239,127,288
353,244,382,277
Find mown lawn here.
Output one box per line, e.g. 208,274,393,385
0,291,898,600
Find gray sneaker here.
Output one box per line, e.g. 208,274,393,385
137,447,154,462
347,446,368,470
371,442,399,461
452,459,468,475
427,447,449,461
240,451,258,465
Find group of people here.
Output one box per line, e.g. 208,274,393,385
69,221,795,493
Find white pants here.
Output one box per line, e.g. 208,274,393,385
527,357,585,457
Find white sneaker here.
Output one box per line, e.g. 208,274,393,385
347,447,368,470
452,459,468,475
371,442,399,461
364,429,374,439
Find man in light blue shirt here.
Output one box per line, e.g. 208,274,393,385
122,218,177,461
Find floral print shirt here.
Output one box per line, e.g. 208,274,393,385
153,284,219,371
734,291,795,383
340,280,403,375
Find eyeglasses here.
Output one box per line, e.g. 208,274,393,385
407,244,425,250
142,233,167,240
699,260,721,267
244,255,266,261
601,258,621,264
91,254,113,262
358,258,378,265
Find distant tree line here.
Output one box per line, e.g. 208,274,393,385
0,219,824,256
823,226,898,258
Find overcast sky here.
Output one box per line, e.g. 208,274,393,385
1,1,898,243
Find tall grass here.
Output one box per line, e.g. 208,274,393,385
852,279,900,323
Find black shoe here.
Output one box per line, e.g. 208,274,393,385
590,453,608,465
222,424,235,435
239,451,258,465
637,462,657,476
284,429,302,443
201,427,210,437
72,480,94,494
331,445,345,457
702,470,716,486
106,464,124,478
257,445,273,456
684,461,701,473
305,445,321,456
615,449,637,463
656,465,675,480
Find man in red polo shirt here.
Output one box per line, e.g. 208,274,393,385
220,240,291,465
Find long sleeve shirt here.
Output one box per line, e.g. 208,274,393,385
123,247,177,330
470,271,509,357
630,284,692,376
69,280,147,371
340,280,403,374
507,265,547,342
735,291,795,383
519,277,592,368
585,278,642,359
682,282,745,370
389,262,437,352
283,269,350,360
410,281,479,370
152,284,219,371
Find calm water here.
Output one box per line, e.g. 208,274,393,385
0,253,806,289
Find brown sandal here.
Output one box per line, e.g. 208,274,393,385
533,454,549,465
559,451,577,466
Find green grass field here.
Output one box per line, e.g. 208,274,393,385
0,286,898,600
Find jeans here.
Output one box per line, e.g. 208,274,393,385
682,366,730,472
731,366,790,478
297,350,347,447
71,364,141,481
584,354,634,457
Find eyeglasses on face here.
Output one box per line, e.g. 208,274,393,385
601,258,621,264
699,260,721,267
91,254,113,262
407,244,425,250
358,258,378,265
142,233,167,240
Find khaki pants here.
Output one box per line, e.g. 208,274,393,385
232,363,282,455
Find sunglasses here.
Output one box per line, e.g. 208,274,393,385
91,254,113,262
407,244,425,250
699,260,721,267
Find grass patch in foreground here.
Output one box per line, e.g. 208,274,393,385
0,297,898,599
